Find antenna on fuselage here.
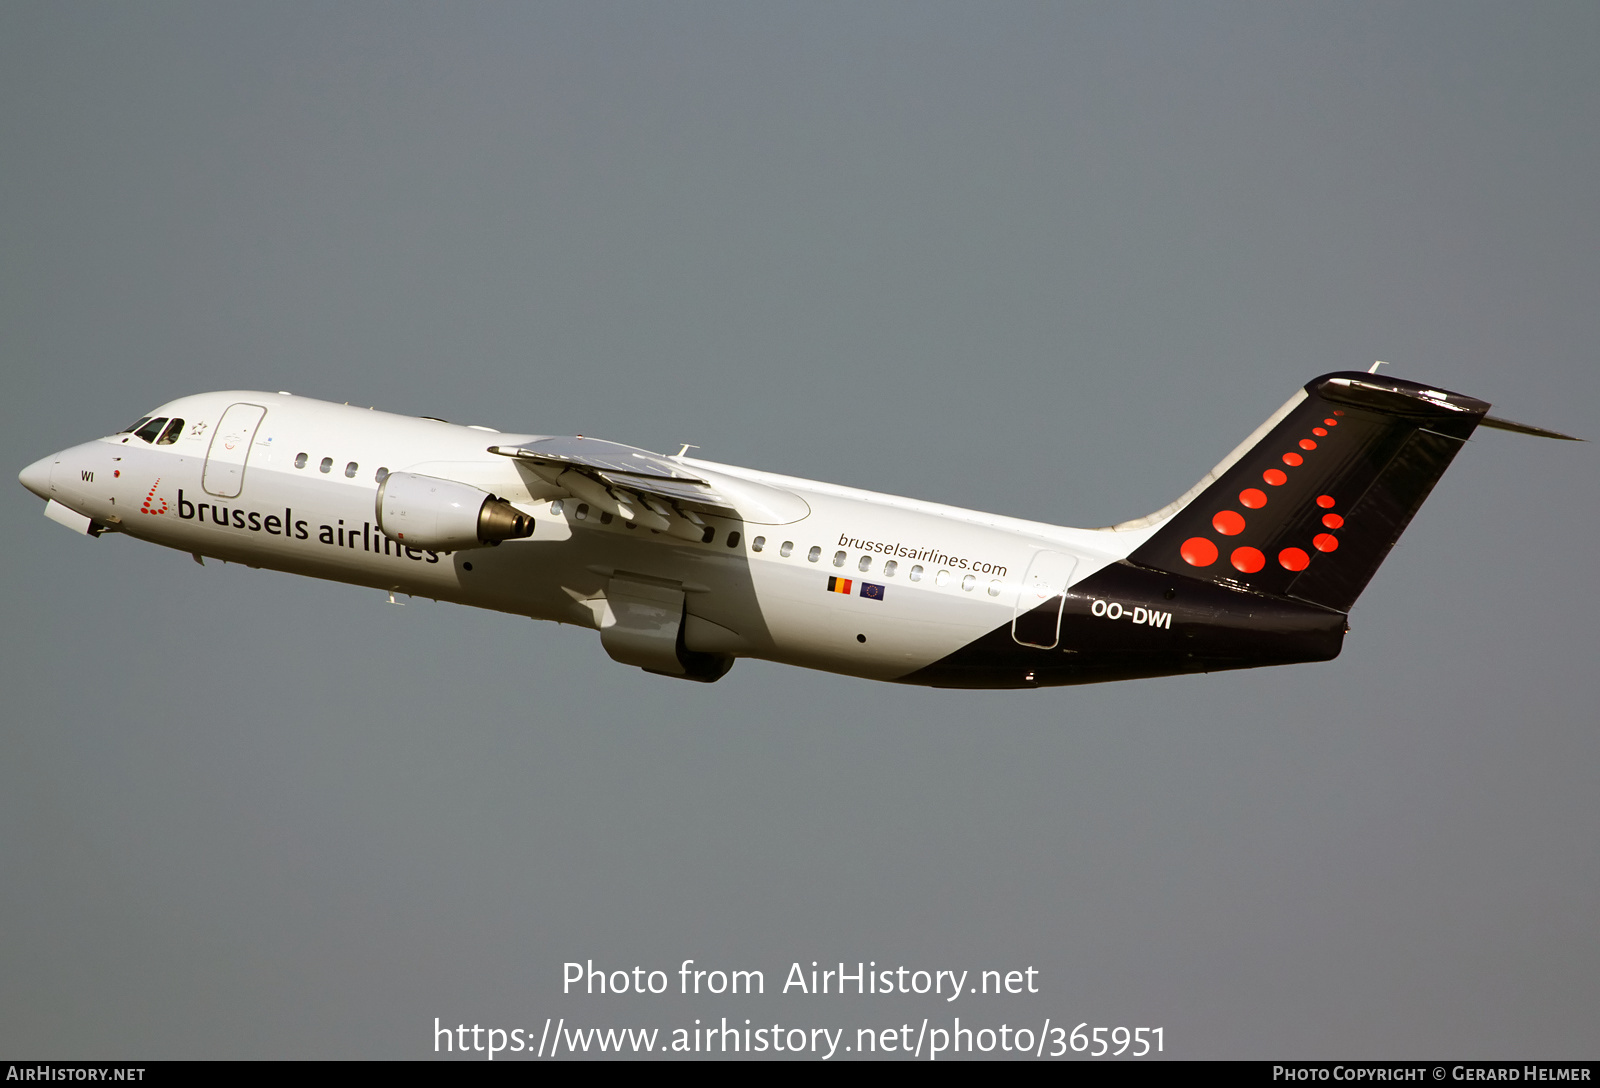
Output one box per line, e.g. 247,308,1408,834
674,443,699,459
1369,360,1388,373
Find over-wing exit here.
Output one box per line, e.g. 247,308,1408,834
18,372,1578,687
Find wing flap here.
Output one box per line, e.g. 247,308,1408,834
488,435,810,536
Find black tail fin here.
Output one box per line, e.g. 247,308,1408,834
1126,372,1491,613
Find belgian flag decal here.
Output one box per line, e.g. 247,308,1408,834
826,576,853,595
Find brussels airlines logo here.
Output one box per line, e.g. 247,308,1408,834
174,489,444,564
140,479,170,516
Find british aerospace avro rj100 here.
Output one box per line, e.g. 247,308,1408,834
19,371,1576,687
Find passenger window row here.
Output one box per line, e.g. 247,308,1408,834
291,453,389,484
746,534,1005,596
542,502,1005,595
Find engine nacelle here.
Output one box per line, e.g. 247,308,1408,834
375,472,535,551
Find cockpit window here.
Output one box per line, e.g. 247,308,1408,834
157,419,184,445
133,417,168,444
118,416,153,436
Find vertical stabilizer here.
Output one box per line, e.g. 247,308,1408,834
1126,372,1490,613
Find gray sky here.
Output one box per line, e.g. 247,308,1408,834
3,2,1595,1059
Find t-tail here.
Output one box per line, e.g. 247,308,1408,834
1123,371,1577,612
904,370,1577,689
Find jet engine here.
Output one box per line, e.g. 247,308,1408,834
375,472,535,551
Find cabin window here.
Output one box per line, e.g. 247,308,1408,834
701,526,715,543
550,499,563,515
727,531,740,548
857,555,872,573
133,418,167,444
374,467,389,483
319,457,333,474
751,536,765,553
832,550,847,568
807,546,821,563
599,511,614,525
936,570,952,587
988,580,1002,597
884,560,898,577
962,574,976,592
575,503,589,520
344,462,358,478
909,565,924,582
779,541,793,557
157,419,184,445
294,453,308,469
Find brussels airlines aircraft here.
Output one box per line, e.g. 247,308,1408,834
18,371,1577,687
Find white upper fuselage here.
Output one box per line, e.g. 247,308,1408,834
22,390,1154,682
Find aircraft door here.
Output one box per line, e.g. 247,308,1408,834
202,403,267,498
1011,550,1079,649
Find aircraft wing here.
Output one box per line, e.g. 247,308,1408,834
488,436,750,538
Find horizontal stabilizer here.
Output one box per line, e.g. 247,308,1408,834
1478,415,1583,441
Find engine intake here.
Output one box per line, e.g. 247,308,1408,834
375,472,534,551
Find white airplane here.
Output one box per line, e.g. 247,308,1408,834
18,371,1577,687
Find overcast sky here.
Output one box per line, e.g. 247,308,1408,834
3,2,1596,1059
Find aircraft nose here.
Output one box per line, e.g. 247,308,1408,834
18,454,56,499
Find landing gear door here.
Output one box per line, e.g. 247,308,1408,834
1011,550,1079,649
601,578,689,676
600,576,735,683
203,403,267,499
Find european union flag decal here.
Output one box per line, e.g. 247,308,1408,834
859,582,885,601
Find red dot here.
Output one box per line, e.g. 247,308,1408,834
1313,534,1339,553
1322,513,1344,529
1333,410,1344,416
1299,438,1318,450
1239,488,1267,509
1313,427,1328,436
1231,547,1265,573
1324,418,1338,427
1263,469,1288,486
1279,547,1310,571
1212,510,1246,536
1180,537,1219,567
1282,452,1304,466
1317,495,1335,508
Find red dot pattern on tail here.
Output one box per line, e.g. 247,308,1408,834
1231,547,1265,573
1178,410,1351,577
1212,510,1246,536
1181,537,1219,567
1279,547,1310,571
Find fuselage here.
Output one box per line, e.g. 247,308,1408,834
20,387,1356,688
